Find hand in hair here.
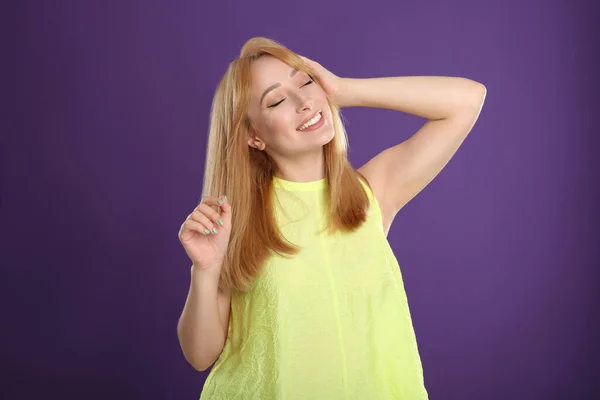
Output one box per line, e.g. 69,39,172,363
299,55,343,105
178,195,232,280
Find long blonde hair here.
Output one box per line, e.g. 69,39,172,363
202,37,373,292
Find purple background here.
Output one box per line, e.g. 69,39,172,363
5,0,598,398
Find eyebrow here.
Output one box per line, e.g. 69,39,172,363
259,68,299,105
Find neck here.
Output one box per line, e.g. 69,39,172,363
272,149,325,183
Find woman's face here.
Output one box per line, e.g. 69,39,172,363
246,55,334,157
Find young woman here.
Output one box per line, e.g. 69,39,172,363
177,37,486,399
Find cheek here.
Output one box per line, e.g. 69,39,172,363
268,113,296,134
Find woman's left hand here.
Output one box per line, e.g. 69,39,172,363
299,55,344,105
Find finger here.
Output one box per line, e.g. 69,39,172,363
199,195,231,223
190,209,221,233
198,195,222,207
181,219,211,237
199,195,230,212
205,195,232,224
298,55,312,65
198,195,231,227
194,204,224,229
200,194,229,213
299,55,319,67
216,195,232,221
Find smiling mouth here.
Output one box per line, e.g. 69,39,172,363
297,111,323,131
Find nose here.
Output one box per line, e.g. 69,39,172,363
297,95,314,113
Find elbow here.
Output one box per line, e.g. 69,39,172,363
189,357,215,372
470,82,487,109
182,347,217,372
457,82,486,117
177,331,219,372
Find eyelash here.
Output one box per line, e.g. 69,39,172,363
267,80,314,108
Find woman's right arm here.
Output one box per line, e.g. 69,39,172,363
177,265,232,372
176,194,232,371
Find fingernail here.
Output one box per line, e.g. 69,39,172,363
203,228,210,235
218,218,224,226
224,195,228,203
212,227,219,234
218,198,223,205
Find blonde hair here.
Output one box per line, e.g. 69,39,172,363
202,37,372,292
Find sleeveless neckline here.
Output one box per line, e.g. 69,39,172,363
273,175,326,192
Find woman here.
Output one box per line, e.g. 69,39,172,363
177,37,486,399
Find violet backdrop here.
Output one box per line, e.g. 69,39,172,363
4,0,599,398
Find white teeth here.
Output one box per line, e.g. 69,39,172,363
298,112,322,131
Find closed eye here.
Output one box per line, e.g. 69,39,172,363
267,80,314,108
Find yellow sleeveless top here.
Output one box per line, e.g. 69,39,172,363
200,175,428,399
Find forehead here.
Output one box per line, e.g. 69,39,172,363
250,56,305,90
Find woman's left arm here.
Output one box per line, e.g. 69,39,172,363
335,76,485,119
303,56,487,213
345,76,486,213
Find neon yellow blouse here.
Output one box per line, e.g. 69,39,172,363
200,175,428,399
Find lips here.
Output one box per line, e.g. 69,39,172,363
296,110,322,130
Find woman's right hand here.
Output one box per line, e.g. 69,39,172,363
178,195,232,278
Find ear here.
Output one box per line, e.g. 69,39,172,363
247,136,265,150
246,125,265,151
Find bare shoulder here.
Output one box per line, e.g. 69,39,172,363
356,164,396,238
